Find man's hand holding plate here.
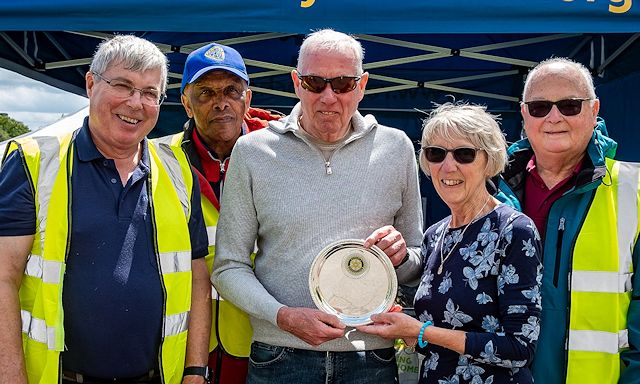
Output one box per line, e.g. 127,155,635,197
277,306,346,346
363,225,407,266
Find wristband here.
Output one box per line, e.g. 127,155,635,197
183,366,211,384
394,253,409,269
417,320,433,348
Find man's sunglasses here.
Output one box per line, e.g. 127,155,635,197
422,146,480,164
297,72,361,94
523,98,593,118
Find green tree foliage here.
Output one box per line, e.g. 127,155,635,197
0,114,29,142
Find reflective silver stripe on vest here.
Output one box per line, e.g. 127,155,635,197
568,329,629,354
572,161,638,295
571,271,633,293
21,310,57,350
154,143,189,218
164,311,189,337
620,329,630,349
616,161,639,276
24,254,64,284
207,226,216,247
206,223,258,252
33,136,63,254
211,285,224,301
158,251,191,274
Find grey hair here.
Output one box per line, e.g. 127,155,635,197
522,57,596,100
419,102,507,178
89,35,168,94
297,29,364,75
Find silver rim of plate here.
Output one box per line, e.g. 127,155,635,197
308,239,398,327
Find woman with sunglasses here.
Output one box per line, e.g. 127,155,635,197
358,102,542,384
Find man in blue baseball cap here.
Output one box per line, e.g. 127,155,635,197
156,42,282,384
180,43,250,93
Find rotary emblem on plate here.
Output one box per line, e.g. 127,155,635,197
348,256,364,272
343,253,368,277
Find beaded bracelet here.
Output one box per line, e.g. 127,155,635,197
417,320,433,348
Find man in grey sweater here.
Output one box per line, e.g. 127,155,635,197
211,29,423,383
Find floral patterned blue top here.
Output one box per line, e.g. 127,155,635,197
414,204,543,384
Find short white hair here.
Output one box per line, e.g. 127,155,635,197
297,29,364,75
522,57,596,101
90,35,168,94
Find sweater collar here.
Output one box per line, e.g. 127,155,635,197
269,102,377,140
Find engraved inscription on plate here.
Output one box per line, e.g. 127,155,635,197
309,239,397,326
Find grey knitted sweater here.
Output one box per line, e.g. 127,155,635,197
212,103,423,351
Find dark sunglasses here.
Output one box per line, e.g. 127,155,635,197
422,146,480,164
297,72,361,94
523,98,593,118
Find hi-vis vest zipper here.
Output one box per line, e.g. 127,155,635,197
6,132,194,384
566,158,640,383
156,132,254,358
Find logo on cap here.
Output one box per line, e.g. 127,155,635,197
204,46,225,62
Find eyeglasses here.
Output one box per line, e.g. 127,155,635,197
422,146,480,164
296,72,361,94
523,98,593,118
92,72,166,106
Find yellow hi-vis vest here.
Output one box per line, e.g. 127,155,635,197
6,132,194,384
566,158,640,383
155,132,253,357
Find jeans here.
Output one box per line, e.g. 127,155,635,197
247,341,398,384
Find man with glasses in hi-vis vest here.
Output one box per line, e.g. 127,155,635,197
0,35,211,384
498,57,640,384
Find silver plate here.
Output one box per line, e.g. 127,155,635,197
309,239,398,327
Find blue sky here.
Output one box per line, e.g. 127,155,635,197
0,67,88,131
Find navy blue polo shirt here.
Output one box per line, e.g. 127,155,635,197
0,119,208,379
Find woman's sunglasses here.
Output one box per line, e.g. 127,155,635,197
297,72,361,94
422,146,480,164
523,98,593,118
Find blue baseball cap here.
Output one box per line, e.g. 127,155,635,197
180,43,249,94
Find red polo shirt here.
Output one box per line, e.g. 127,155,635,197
523,155,583,239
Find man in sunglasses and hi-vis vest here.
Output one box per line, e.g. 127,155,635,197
0,35,211,384
498,57,640,383
155,42,283,384
211,29,423,383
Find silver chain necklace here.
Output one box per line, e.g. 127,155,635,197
437,196,491,275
